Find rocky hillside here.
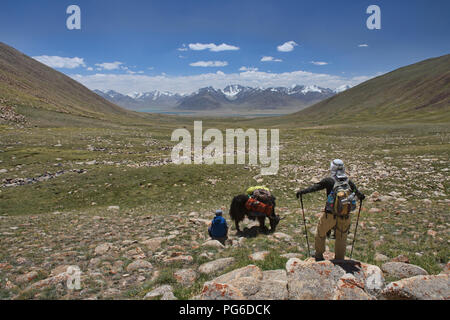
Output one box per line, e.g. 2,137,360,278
289,54,450,123
0,42,131,120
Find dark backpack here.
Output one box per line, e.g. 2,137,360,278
252,188,272,204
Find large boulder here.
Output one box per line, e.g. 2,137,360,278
199,265,288,300
381,274,450,300
286,258,346,300
286,258,384,300
381,262,428,280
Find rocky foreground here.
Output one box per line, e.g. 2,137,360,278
196,257,449,300
1,205,448,300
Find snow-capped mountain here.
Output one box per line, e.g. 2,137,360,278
334,84,353,93
177,85,335,110
94,84,350,111
94,89,184,109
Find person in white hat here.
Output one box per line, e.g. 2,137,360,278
296,159,365,261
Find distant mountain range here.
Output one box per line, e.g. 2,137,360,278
94,84,347,111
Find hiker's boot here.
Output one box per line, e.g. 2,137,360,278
314,253,325,262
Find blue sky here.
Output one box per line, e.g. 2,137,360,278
1,0,449,94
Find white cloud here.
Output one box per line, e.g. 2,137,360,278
189,61,228,67
177,44,188,51
277,41,298,52
71,69,379,95
358,44,369,47
86,67,93,71
261,56,283,62
188,43,239,52
33,55,86,69
239,66,259,72
311,61,328,66
94,61,123,71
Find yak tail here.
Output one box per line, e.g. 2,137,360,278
229,194,248,223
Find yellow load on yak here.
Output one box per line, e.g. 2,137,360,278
246,186,270,196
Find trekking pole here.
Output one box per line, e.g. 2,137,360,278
299,194,311,257
350,199,363,259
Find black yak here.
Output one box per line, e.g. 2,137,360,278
229,194,282,234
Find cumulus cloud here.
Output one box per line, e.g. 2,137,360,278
310,61,328,66
33,55,86,69
358,44,369,47
188,43,239,52
70,69,379,95
189,61,228,67
277,41,298,52
261,56,283,62
94,61,124,71
239,66,259,72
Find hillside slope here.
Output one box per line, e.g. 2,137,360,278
0,42,130,120
288,54,450,124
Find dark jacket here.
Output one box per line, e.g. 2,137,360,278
209,216,228,238
301,177,363,198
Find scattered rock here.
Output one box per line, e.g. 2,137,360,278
198,257,235,274
249,251,270,261
200,282,245,300
141,237,166,251
144,285,177,300
174,269,197,286
94,243,112,255
381,274,449,300
25,272,69,291
391,255,410,264
381,262,428,279
202,240,225,249
15,271,38,285
369,208,382,214
427,229,437,237
281,253,304,259
107,206,120,212
163,255,193,264
374,253,389,262
126,260,153,273
440,262,450,275
273,232,292,241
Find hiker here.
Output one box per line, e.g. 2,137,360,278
208,209,228,244
296,159,365,261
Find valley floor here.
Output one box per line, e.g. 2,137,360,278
0,120,448,299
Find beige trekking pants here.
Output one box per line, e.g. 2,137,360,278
315,211,352,260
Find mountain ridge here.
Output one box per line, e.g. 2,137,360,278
95,84,340,111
